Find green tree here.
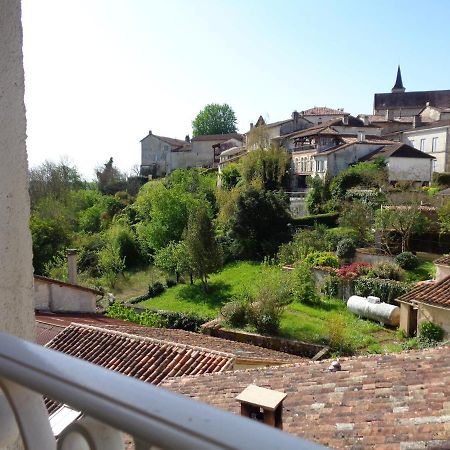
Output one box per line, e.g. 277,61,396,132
154,241,193,283
96,157,127,195
192,103,237,137
305,176,330,214
291,261,320,304
227,188,290,259
184,206,222,289
240,146,289,191
438,198,450,234
338,201,374,244
376,202,428,253
220,163,241,190
29,159,84,207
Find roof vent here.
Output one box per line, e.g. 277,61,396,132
357,131,366,142
236,385,287,429
328,359,341,372
342,115,349,125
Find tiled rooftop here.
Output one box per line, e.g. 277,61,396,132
35,321,66,345
46,324,234,383
434,255,450,266
301,106,349,116
397,274,450,307
94,324,303,364
162,347,450,450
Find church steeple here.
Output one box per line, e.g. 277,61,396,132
391,66,405,93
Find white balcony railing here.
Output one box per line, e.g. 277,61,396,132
0,331,327,450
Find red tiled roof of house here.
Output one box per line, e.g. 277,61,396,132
35,311,131,328
46,324,235,383
94,324,303,364
162,347,450,449
44,323,235,415
34,275,103,295
397,274,450,307
434,255,450,266
191,133,243,142
301,106,349,116
35,321,66,345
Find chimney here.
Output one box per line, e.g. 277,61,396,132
236,385,287,430
148,130,152,135
292,110,299,122
413,115,422,129
250,122,254,129
385,109,394,121
342,115,349,125
66,249,78,285
185,135,190,143
362,115,369,126
357,130,366,142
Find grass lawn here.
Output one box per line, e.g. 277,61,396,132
139,261,262,317
132,261,405,354
405,259,435,282
279,298,403,353
111,265,165,301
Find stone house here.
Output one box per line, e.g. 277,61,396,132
358,142,435,186
140,131,243,177
398,255,450,337
397,120,450,173
297,106,349,125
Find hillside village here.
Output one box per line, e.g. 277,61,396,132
2,2,450,447
15,67,450,448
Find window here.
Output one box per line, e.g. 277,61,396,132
433,160,437,172
420,138,426,151
315,159,320,172
432,137,438,152
294,158,299,171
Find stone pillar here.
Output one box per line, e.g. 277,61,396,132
0,0,35,341
66,249,78,285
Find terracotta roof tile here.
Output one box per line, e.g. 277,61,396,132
35,321,66,345
94,324,303,364
301,107,349,116
397,274,450,307
162,347,450,449
45,323,235,415
434,255,450,266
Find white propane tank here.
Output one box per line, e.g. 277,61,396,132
347,295,400,326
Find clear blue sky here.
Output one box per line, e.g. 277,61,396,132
22,0,450,179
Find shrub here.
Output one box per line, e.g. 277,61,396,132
367,262,405,281
395,252,419,270
432,172,450,188
321,274,339,298
222,300,249,327
325,227,359,250
148,281,165,298
419,321,445,343
337,262,371,280
291,262,320,304
248,298,283,335
336,238,356,259
166,279,177,288
291,212,339,228
326,314,354,354
354,276,411,303
305,251,339,268
106,303,210,332
97,242,126,287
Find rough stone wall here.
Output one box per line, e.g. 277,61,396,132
0,0,35,341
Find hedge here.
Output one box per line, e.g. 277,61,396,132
432,172,450,188
291,212,339,228
106,302,212,331
354,276,411,304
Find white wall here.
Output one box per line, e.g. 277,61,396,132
301,114,345,125
34,278,97,313
0,0,35,341
387,157,432,183
402,127,449,173
326,143,382,177
141,134,172,176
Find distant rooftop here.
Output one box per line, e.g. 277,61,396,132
300,106,349,116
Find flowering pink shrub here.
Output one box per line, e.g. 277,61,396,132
337,262,371,280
